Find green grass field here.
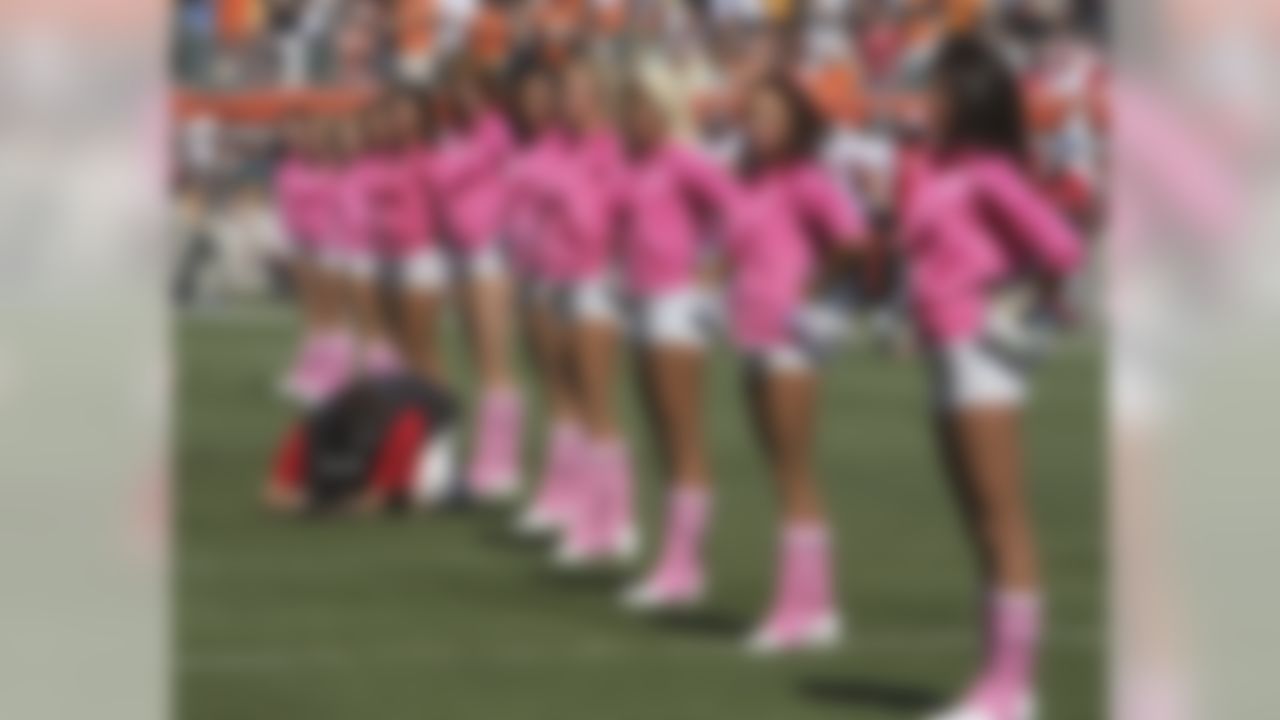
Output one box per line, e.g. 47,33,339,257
178,307,1101,720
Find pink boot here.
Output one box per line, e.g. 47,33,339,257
746,523,843,655
622,486,711,611
467,388,523,503
294,330,354,406
515,423,583,535
929,593,1042,720
279,333,320,400
554,439,637,567
362,340,402,378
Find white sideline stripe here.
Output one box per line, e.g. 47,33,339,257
183,630,1098,674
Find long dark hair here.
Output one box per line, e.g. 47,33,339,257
378,84,437,146
930,34,1029,163
741,73,825,177
409,88,441,143
444,57,505,128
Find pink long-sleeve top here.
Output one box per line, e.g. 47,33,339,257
275,157,325,248
372,149,433,255
898,150,1084,344
536,129,625,282
722,162,867,349
433,112,516,252
501,132,568,276
335,156,383,253
613,142,735,296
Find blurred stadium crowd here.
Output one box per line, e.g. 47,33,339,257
172,0,1105,309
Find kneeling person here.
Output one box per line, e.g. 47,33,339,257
264,376,458,515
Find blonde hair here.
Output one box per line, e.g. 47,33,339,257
631,49,707,143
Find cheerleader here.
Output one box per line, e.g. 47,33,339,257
274,112,347,403
380,93,449,386
723,75,869,654
610,76,733,609
539,59,636,566
505,65,587,537
335,108,400,377
435,63,525,503
278,114,360,403
908,37,1084,720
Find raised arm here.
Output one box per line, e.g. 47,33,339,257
794,165,873,296
795,164,869,249
974,157,1083,275
673,145,737,222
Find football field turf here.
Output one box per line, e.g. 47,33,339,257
179,307,1101,720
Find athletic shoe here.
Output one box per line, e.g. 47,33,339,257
294,331,354,406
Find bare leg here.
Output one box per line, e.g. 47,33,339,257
517,296,590,533
395,287,446,384
555,313,633,560
348,277,392,348
279,256,324,392
743,360,840,652
642,344,709,487
934,414,993,583
291,255,326,334
283,260,357,399
623,343,712,607
528,300,578,426
313,262,348,332
945,406,1039,592
572,318,621,441
460,271,516,391
935,405,1043,716
750,364,823,523
458,265,525,498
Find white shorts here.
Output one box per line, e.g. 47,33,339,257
343,250,376,281
400,247,448,292
636,286,714,349
789,297,855,360
930,339,1031,410
751,342,816,376
318,247,349,273
457,243,506,282
744,299,850,374
930,287,1063,410
565,275,619,325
